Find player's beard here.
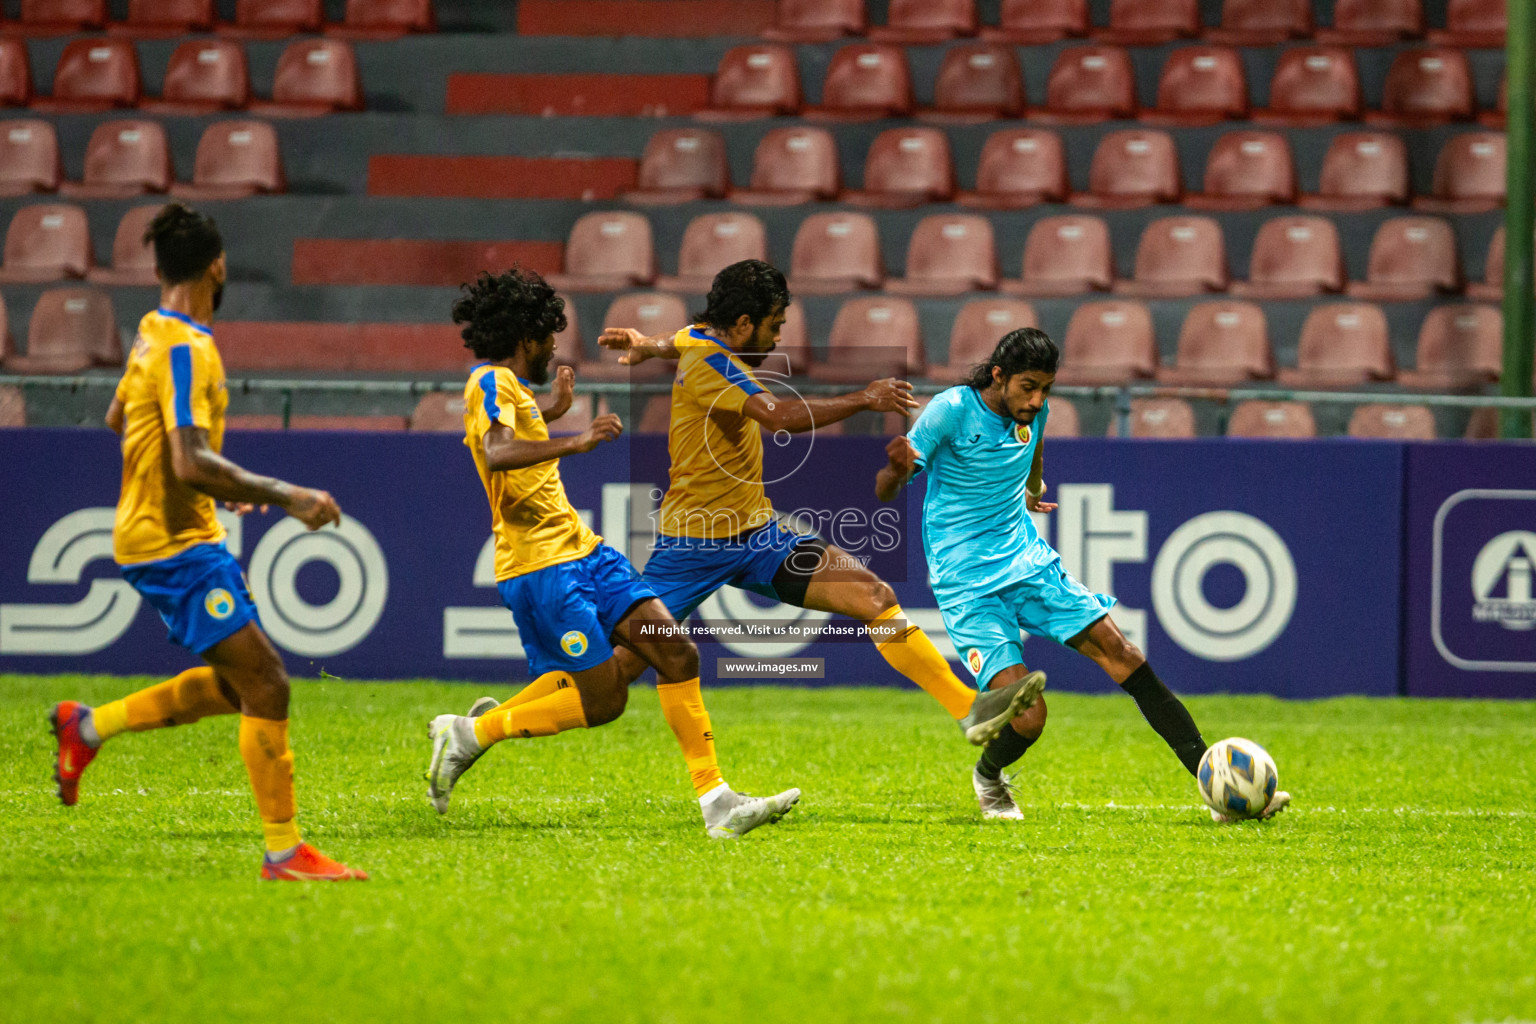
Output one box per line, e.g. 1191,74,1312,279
740,341,776,368
527,354,552,385
211,282,224,313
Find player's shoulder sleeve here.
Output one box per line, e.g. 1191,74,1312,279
156,334,219,433
686,344,766,415
673,326,712,350
907,387,965,470
471,365,525,432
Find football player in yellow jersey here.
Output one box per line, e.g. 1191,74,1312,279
424,268,799,838
47,204,366,880
599,261,1045,748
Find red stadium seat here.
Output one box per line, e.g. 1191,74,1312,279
588,293,686,381
1415,132,1505,213
1117,398,1197,438
788,212,883,295
656,213,767,293
1299,132,1409,211
7,287,119,373
1467,226,1506,301
809,297,925,383
0,120,61,196
172,120,284,200
1278,303,1394,387
934,298,1038,379
698,45,800,120
1227,401,1316,439
1348,404,1437,440
0,295,11,366
1347,217,1461,301
634,395,673,435
0,383,25,427
1045,396,1081,437
1367,48,1473,127
221,0,323,38
32,39,140,113
805,45,913,121
1071,130,1181,209
1251,47,1360,125
1004,215,1114,296
1096,0,1200,44
1479,72,1508,129
1035,45,1136,123
552,301,582,369
1231,216,1344,299
981,0,1087,43
1430,0,1505,46
250,40,363,117
1115,216,1227,297
1317,0,1423,44
1056,300,1158,385
625,129,729,205
113,0,215,36
766,301,812,376
546,211,655,292
142,40,249,115
60,120,171,199
1400,304,1502,389
1142,46,1247,126
730,127,839,206
957,129,1067,209
87,204,160,286
842,127,953,208
869,0,976,43
328,0,436,39
761,0,865,42
1205,0,1311,44
887,214,997,296
1156,301,1273,386
0,204,91,283
16,0,106,34
0,39,34,106
408,392,466,433
922,44,1024,121
1185,131,1295,210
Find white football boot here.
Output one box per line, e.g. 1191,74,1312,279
426,714,486,814
703,787,801,839
958,670,1046,746
467,696,498,718
973,767,1024,820
1210,790,1292,823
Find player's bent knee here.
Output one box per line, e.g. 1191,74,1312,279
583,682,629,726
1011,694,1047,739
867,581,899,618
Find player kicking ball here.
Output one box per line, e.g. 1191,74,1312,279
598,260,1044,756
49,203,366,880
873,327,1289,823
425,268,798,839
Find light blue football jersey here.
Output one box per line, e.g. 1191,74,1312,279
907,386,1054,607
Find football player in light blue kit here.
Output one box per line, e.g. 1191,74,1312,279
875,328,1289,822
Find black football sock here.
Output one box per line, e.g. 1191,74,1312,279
975,725,1037,780
1120,662,1206,777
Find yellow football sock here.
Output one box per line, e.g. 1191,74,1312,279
656,677,724,797
489,670,573,714
474,686,587,746
99,668,240,742
91,700,130,743
238,716,301,853
869,605,976,719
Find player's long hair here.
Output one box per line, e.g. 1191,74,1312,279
694,260,791,332
452,267,568,361
145,203,222,285
965,328,1060,390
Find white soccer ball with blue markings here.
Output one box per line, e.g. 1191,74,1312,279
1197,738,1278,819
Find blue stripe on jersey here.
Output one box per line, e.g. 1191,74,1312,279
478,369,502,423
156,307,212,336
703,352,765,397
169,344,195,428
689,327,714,343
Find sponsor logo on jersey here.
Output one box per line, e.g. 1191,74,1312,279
204,588,235,620
560,630,589,657
966,648,983,676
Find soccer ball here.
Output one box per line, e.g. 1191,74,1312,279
1197,738,1278,819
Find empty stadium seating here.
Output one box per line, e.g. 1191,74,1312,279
60,120,171,199
788,212,883,294
1431,0,1506,46
329,0,437,39
588,293,686,381
1317,0,1424,44
33,38,141,113
1115,216,1228,296
868,0,977,43
1231,216,1345,298
16,0,108,35
1156,301,1274,385
1400,304,1502,389
1205,0,1312,44
731,127,840,205
112,0,215,36
1072,130,1181,208
933,298,1038,379
1467,227,1507,300
886,215,997,295
5,287,120,373
1252,47,1361,125
1416,133,1506,213
699,45,801,120
761,0,865,42
810,297,924,383
805,44,912,121
1348,404,1438,439
843,128,953,207
981,0,1088,43
142,39,249,115
0,39,34,106
957,129,1068,208
1368,48,1474,127
1227,401,1317,438
626,129,729,205
1044,396,1081,436
1036,45,1136,122
0,121,62,196
1278,302,1396,386
1097,0,1200,44
656,213,767,292
1185,131,1296,210
1347,217,1462,300
87,204,160,286
1055,300,1157,385
1300,132,1410,211
173,121,284,199
1005,215,1114,296
250,40,363,116
1119,398,1197,438
1141,46,1248,125
923,44,1025,121
0,204,92,283
547,212,655,292
222,0,323,38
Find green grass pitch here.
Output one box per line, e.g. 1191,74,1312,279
4,674,1535,1024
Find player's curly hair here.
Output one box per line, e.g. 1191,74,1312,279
452,267,568,361
144,202,223,285
965,327,1060,389
694,260,791,332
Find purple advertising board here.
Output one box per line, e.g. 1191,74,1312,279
0,428,1404,698
1404,443,1536,698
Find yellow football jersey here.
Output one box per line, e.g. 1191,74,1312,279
463,364,599,581
112,308,229,566
657,326,774,539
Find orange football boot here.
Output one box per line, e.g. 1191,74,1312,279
260,843,369,881
49,701,99,807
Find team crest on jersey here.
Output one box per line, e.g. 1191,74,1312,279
1014,423,1032,445
560,630,588,657
966,648,983,676
204,588,235,620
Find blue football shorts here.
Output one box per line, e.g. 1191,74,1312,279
639,519,819,620
496,542,657,676
120,542,260,655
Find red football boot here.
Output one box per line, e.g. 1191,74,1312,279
260,843,369,881
49,701,99,807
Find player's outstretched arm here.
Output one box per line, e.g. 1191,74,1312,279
744,378,920,434
598,327,681,366
1025,435,1056,513
168,426,340,530
875,435,919,503
537,365,576,423
105,395,125,436
482,413,622,472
